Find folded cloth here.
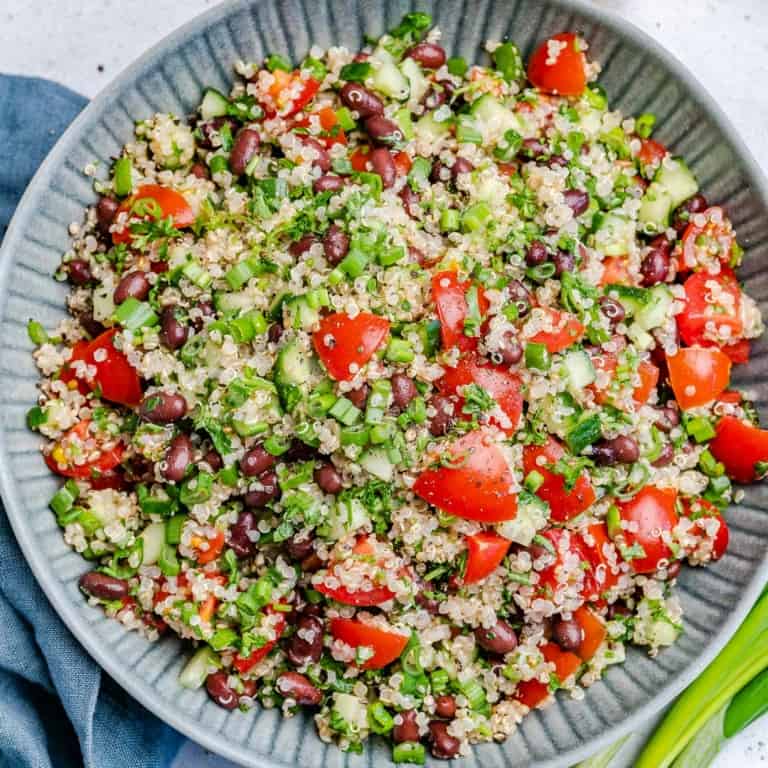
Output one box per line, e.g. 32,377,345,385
0,74,183,768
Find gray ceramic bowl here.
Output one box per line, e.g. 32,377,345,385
1,1,768,766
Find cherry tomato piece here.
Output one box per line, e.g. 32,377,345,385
679,207,737,273
573,606,607,661
431,271,489,352
617,487,678,574
329,617,409,670
313,312,390,381
709,414,768,484
233,610,287,674
464,531,511,584
529,309,585,353
667,346,731,410
527,33,587,97
45,419,124,479
677,269,743,348
514,642,582,708
112,184,194,244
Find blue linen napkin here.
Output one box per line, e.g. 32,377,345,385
0,74,183,768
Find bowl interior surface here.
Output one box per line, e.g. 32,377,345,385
1,1,767,767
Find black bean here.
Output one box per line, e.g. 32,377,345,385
314,462,343,494
429,721,460,759
79,571,130,600
141,391,188,424
434,695,456,719
391,373,418,410
451,157,474,180
519,138,548,160
640,248,670,286
346,384,369,410
68,259,92,285
563,189,590,217
205,672,239,710
526,240,548,267
289,234,319,257
652,443,675,468
313,175,345,194
369,147,396,188
164,434,193,482
393,710,420,744
671,193,708,234
283,440,319,463
192,301,215,332
323,223,349,265
77,312,105,339
430,160,450,184
243,471,280,507
276,671,322,706
599,296,626,327
229,128,261,176
301,137,331,172
407,42,447,69
548,154,568,168
113,270,150,304
241,445,276,477
364,115,404,146
190,162,210,179
553,619,584,651
595,435,639,465
553,249,575,276
508,279,531,317
340,83,384,118
423,85,447,111
475,619,518,655
229,511,257,558
160,306,189,350
399,184,420,218
428,394,455,437
491,331,523,366
203,449,223,472
197,117,238,150
96,196,119,235
284,614,324,666
284,534,315,562
268,322,283,344
648,233,671,254
655,406,680,433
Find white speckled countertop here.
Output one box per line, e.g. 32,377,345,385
1,0,766,765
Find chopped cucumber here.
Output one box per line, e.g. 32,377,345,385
332,692,367,729
594,213,636,257
605,284,650,318
284,296,321,331
399,57,429,104
178,646,220,689
470,94,526,144
92,283,116,325
634,284,673,331
215,291,254,314
274,341,312,387
655,158,698,208
200,88,230,120
496,490,548,546
360,447,394,481
537,392,581,440
370,47,410,100
140,521,166,566
322,497,370,539
638,182,674,234
474,172,509,203
414,111,451,144
627,324,654,350
563,350,596,390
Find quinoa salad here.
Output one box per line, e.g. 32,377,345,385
27,13,768,764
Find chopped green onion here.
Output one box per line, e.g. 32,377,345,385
335,107,356,131
329,396,362,426
265,53,292,72
459,677,489,713
524,470,544,493
430,668,449,694
113,156,133,197
686,416,716,443
526,261,557,282
179,472,214,506
367,701,394,735
462,202,491,232
525,342,551,372
159,541,180,577
455,115,482,144
365,379,392,425
301,56,327,81
50,479,80,519
447,56,468,77
27,319,48,346
225,260,256,290
339,248,370,278
385,338,415,363
340,425,370,446
493,42,524,82
182,259,212,289
408,157,431,190
209,154,229,175
165,514,187,545
636,113,656,139
114,297,158,330
440,208,460,233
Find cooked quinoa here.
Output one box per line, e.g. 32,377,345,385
28,13,767,764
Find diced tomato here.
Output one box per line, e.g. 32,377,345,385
678,207,738,273
262,70,320,118
617,487,678,573
579,522,620,600
573,606,607,661
191,529,225,565
637,139,667,167
667,346,731,410
677,269,743,348
527,33,587,97
721,338,750,365
350,146,371,172
313,312,390,381
84,329,143,406
635,360,660,405
45,419,124,479
294,107,347,148
591,354,658,407
413,429,518,523
600,257,633,287
198,594,218,623
87,468,127,491
710,414,768,484
393,151,412,176
682,498,729,560
464,531,511,584
232,610,287,674
536,528,592,597
496,161,518,176
316,536,396,606
522,436,596,522
514,642,582,708
431,271,489,352
329,617,409,670
58,340,91,395
112,184,194,244
437,353,523,434
716,390,742,406
529,309,585,353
